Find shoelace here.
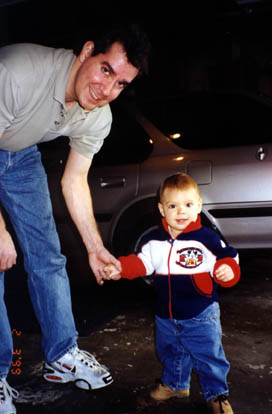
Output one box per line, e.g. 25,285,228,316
0,379,19,404
74,348,107,372
213,395,228,413
62,347,107,374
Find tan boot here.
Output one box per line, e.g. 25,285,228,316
207,395,233,414
150,383,190,401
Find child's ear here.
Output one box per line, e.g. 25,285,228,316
158,202,165,217
197,197,203,214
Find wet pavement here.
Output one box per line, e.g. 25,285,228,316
4,251,272,414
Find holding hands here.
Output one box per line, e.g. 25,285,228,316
100,260,236,284
102,262,122,281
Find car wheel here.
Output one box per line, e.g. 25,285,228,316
112,205,161,257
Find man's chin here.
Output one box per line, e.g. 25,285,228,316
79,101,107,111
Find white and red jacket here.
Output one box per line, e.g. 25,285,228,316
119,215,240,320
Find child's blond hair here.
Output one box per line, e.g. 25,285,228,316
159,173,200,201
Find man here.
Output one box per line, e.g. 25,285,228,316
0,24,150,413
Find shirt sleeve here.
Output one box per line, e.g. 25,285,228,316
0,63,19,132
119,254,147,279
119,237,156,279
213,257,241,287
68,105,112,159
207,229,241,287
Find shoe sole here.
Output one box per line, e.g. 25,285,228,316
43,365,113,390
75,377,113,390
150,390,190,401
150,394,189,401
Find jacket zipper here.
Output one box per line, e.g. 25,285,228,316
167,240,174,318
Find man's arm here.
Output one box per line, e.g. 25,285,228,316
0,210,17,273
61,148,121,285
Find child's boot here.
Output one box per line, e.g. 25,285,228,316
150,383,189,401
207,394,233,414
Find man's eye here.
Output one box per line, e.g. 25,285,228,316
102,66,110,75
118,82,126,89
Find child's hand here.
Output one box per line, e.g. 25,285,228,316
214,264,234,283
103,263,121,281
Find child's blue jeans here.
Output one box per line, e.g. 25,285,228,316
155,302,230,401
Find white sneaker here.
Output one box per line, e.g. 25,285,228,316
0,378,19,414
43,347,113,390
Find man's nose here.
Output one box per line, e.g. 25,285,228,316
102,79,115,97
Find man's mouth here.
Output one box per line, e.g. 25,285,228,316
89,86,100,101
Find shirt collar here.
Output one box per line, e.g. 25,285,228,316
54,51,76,109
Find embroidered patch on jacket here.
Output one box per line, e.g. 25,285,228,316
176,247,203,268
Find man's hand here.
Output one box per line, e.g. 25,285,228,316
103,263,122,281
0,230,17,273
88,246,122,285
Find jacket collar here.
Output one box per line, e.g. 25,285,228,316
162,215,202,237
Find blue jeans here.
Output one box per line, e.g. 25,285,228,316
155,302,230,401
0,146,78,378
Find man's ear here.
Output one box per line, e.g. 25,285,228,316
79,41,95,63
158,202,165,217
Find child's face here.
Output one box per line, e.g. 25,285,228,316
158,187,202,238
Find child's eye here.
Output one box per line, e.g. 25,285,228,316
169,204,176,209
187,202,193,208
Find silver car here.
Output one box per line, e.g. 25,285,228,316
40,90,272,261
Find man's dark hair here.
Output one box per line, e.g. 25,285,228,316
92,23,150,77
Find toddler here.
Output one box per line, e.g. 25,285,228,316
104,173,240,414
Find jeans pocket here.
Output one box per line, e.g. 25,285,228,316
191,302,220,323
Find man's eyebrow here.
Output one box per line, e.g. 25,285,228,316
102,61,130,86
102,61,115,74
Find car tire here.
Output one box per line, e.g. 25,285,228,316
112,207,161,257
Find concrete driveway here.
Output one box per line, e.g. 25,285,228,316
5,251,272,414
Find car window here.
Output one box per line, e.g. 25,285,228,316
92,102,153,167
139,92,272,149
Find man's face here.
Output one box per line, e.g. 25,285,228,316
73,41,139,111
158,187,202,238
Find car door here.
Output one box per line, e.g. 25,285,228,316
186,143,272,249
88,102,153,247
